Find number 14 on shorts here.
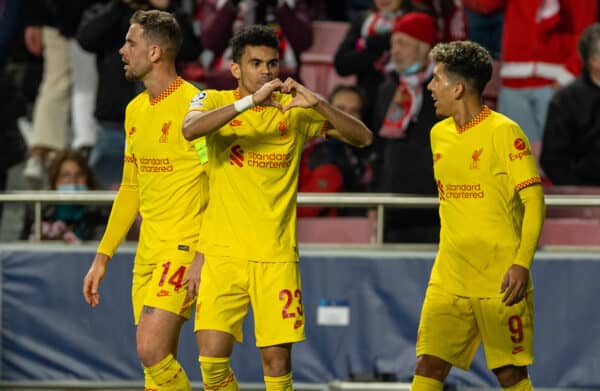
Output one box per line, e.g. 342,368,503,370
159,261,186,292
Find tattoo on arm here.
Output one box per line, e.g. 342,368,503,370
142,306,155,314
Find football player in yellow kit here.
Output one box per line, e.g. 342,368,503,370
82,10,208,391
183,25,372,391
410,41,545,391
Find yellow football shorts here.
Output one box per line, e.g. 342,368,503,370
194,255,306,347
416,284,534,370
131,245,196,324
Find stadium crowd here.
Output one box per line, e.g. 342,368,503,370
0,0,599,243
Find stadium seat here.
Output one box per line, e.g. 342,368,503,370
297,217,373,243
300,21,357,97
539,218,600,246
544,185,600,218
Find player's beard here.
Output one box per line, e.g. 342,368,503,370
124,63,150,82
125,68,143,82
125,72,137,82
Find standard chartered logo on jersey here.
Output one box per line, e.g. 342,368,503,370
229,145,292,169
139,157,173,172
438,180,484,200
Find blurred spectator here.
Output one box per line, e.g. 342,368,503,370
21,149,107,243
463,1,502,58
311,0,372,21
466,0,598,173
310,0,349,21
298,84,370,217
371,12,439,243
416,0,467,42
329,84,364,119
198,0,312,89
0,0,22,68
22,0,100,188
0,68,28,221
541,23,600,186
77,0,201,189
328,85,375,193
334,0,415,128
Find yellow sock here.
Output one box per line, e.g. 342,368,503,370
144,354,191,391
264,372,293,391
199,356,239,391
503,377,534,391
143,370,159,391
411,374,444,391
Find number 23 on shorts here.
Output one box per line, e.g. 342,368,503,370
279,288,304,319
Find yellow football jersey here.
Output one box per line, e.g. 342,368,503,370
123,78,209,261
429,107,541,297
188,89,328,262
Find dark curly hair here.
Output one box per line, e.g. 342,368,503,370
230,25,279,64
130,9,182,60
48,149,97,191
429,41,492,95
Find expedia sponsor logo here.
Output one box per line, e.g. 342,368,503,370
437,180,484,199
509,149,532,161
139,157,173,172
509,137,532,160
230,145,244,167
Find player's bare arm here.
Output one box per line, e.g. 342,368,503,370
182,79,284,140
82,253,110,308
280,78,373,148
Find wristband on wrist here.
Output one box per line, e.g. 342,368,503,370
233,95,255,113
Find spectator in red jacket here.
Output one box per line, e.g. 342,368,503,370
464,0,598,173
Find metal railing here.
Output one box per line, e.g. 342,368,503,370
1,191,600,244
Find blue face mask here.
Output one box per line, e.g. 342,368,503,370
402,62,422,76
56,184,88,192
